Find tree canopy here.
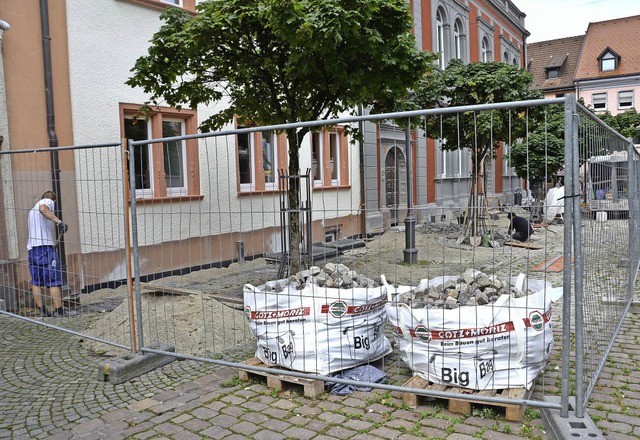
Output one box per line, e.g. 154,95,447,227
127,0,433,134
508,104,565,184
412,60,542,159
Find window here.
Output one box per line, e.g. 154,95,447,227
121,0,195,13
121,103,200,200
618,90,634,109
503,51,509,63
512,57,518,66
437,140,470,179
481,37,491,62
310,127,350,188
600,51,617,72
436,9,446,69
236,127,287,192
592,93,608,111
502,143,517,176
546,67,560,79
453,20,462,60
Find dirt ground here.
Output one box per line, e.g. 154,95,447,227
81,210,566,356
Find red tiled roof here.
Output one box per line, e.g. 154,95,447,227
527,35,585,92
575,15,640,80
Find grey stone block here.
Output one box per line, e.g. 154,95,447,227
98,344,175,384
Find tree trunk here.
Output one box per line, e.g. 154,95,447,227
286,129,302,273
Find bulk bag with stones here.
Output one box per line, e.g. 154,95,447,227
386,273,562,390
244,281,392,375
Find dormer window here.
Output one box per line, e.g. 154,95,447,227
546,67,560,79
599,48,620,72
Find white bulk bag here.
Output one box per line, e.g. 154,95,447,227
244,281,392,375
387,276,561,390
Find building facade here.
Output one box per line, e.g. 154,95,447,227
0,0,529,295
363,0,527,233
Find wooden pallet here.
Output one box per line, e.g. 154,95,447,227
237,358,325,398
401,375,529,421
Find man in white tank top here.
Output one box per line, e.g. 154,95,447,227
27,191,68,317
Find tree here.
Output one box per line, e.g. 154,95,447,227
411,59,542,239
509,104,565,198
598,109,640,138
127,0,433,271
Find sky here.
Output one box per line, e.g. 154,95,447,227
512,0,640,43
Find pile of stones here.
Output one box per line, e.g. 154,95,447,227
395,268,533,309
262,263,380,292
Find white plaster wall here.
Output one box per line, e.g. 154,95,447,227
65,1,360,254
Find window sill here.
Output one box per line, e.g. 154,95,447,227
312,184,351,191
135,194,204,204
118,0,196,14
238,188,284,196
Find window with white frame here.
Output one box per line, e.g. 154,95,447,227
503,51,509,63
160,0,181,4
502,143,517,176
592,93,608,111
600,51,617,72
121,104,199,199
437,140,470,179
481,37,491,62
162,119,187,195
436,8,446,69
454,20,462,60
512,57,518,66
237,128,283,192
618,90,634,110
310,127,350,188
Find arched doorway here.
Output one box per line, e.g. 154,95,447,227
385,146,406,225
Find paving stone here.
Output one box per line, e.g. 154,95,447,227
230,420,260,435
281,426,317,440
200,425,232,438
252,429,286,440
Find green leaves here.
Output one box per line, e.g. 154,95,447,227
127,0,430,134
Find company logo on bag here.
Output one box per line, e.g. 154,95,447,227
410,322,515,340
321,299,387,317
528,310,545,331
327,300,348,318
250,307,311,320
414,325,432,342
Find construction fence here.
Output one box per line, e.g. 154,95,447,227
0,95,638,422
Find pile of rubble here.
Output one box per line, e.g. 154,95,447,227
262,263,380,292
395,268,533,309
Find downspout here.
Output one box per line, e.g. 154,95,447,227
39,0,67,280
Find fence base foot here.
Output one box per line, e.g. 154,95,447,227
97,344,175,385
541,396,605,440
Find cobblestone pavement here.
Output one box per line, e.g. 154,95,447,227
1,312,639,440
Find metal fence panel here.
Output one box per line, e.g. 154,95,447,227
1,96,637,418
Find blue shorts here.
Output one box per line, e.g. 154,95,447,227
28,246,62,287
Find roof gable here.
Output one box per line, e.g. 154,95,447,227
527,35,585,92
575,15,640,80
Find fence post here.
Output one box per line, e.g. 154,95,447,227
628,139,640,295
128,138,144,353
122,139,137,354
561,94,577,418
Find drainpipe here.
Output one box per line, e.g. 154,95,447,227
39,0,67,281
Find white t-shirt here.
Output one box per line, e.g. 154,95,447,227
27,198,56,250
